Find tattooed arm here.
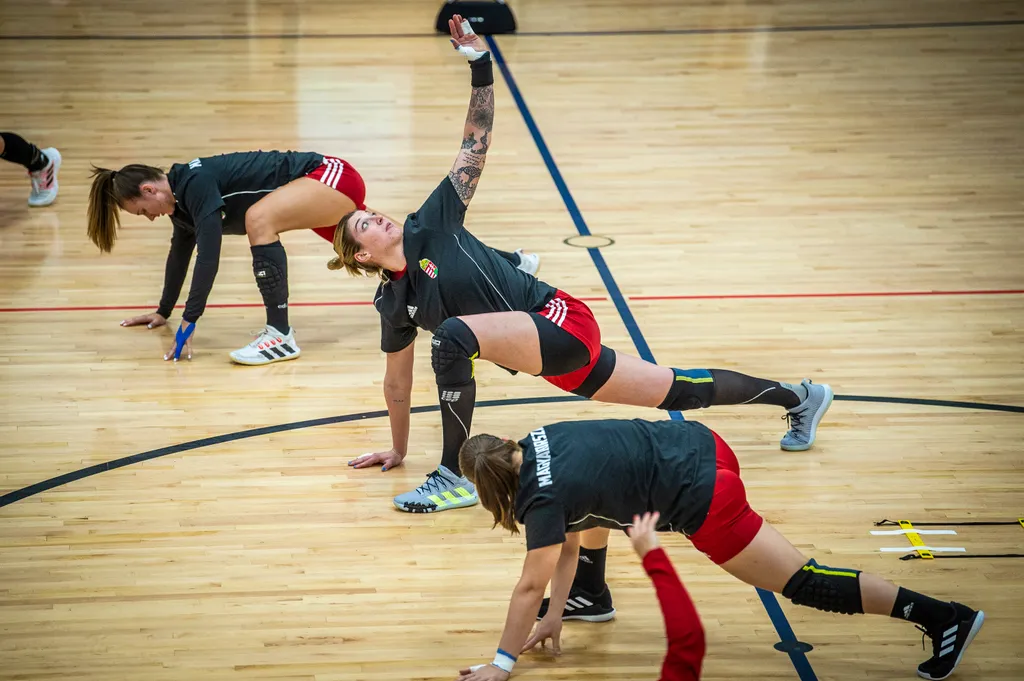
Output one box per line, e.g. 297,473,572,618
447,14,495,206
448,85,494,206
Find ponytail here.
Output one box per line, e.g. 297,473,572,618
459,434,521,535
87,163,166,252
87,167,119,253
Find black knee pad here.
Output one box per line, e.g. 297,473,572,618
658,368,715,411
782,559,863,615
431,318,480,386
570,345,616,398
252,242,289,304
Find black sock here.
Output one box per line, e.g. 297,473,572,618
573,546,608,593
251,242,290,333
709,369,805,409
0,132,48,172
438,378,477,475
492,248,521,267
890,587,956,630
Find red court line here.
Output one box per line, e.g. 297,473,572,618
0,296,610,313
1,290,1021,313
630,289,1024,301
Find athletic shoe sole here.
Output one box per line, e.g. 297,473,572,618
393,496,478,513
561,609,616,622
229,350,301,366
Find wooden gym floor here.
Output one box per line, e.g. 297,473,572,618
1,1,1022,679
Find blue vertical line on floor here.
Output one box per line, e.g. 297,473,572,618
486,34,817,681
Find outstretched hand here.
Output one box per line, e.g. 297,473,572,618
449,14,489,60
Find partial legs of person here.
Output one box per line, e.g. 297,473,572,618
690,433,983,681
231,176,357,365
392,297,832,513
0,132,61,207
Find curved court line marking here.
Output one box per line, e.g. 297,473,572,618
2,18,1022,41
3,289,1021,314
1,393,1020,509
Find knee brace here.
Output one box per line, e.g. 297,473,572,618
251,242,289,305
782,559,863,615
570,345,616,398
431,317,480,387
658,368,715,411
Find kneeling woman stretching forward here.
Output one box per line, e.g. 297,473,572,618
454,419,983,681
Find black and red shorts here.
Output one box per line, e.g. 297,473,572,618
686,430,765,565
306,155,367,243
529,290,603,392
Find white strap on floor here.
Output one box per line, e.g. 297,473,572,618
879,546,967,553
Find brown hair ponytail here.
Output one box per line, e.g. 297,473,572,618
87,163,165,252
459,434,521,535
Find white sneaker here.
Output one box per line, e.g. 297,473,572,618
28,147,61,207
515,248,541,276
229,325,301,365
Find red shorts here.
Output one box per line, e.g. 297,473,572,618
306,155,367,243
686,430,765,565
536,290,603,392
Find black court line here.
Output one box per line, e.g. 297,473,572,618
1,18,1021,41
1,393,1021,509
836,394,1024,413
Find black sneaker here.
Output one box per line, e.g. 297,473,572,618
917,603,984,680
536,585,615,622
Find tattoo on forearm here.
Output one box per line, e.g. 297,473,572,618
450,84,493,202
449,85,494,203
468,85,494,130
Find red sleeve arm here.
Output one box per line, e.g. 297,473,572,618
642,547,706,681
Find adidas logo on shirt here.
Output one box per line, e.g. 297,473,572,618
407,305,418,318
188,158,202,169
903,603,914,619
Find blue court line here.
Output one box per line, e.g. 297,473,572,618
485,36,676,421
2,19,1021,41
486,34,815,680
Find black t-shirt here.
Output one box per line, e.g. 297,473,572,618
514,419,718,551
158,150,324,321
373,177,558,352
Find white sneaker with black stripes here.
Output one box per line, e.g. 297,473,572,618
229,325,301,365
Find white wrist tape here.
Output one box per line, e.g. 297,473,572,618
491,648,517,673
456,19,489,61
